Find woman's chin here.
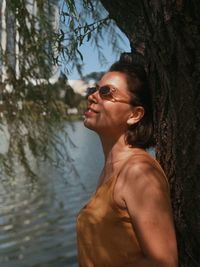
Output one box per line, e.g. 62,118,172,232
83,118,95,130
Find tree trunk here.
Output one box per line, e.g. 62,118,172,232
100,1,200,266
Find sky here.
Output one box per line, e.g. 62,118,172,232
59,0,131,81
66,28,131,80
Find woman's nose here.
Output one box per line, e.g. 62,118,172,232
88,90,99,103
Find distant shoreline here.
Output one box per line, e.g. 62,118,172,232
0,100,86,122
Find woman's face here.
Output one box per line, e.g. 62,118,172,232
84,71,134,137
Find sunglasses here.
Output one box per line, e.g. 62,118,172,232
86,85,130,104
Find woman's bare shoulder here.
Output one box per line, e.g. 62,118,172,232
121,151,160,174
113,150,170,211
116,151,169,196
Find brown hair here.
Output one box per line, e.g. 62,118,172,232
109,52,154,149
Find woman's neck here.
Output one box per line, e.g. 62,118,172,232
99,134,143,165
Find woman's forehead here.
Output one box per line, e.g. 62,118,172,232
99,71,127,88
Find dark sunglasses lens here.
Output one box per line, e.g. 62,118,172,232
99,86,111,96
86,87,97,97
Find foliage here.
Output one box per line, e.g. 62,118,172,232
0,0,127,112
58,0,127,77
2,0,58,84
0,0,127,180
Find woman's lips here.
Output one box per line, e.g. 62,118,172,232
84,107,99,117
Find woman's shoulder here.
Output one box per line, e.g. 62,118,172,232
123,149,157,171
119,149,169,191
113,149,170,210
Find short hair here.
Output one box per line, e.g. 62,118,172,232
109,52,154,149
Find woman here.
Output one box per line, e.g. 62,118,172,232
76,53,178,267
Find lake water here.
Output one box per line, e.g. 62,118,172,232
0,121,104,267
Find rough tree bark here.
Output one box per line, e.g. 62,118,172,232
100,1,200,266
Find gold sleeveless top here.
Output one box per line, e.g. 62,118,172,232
76,170,144,267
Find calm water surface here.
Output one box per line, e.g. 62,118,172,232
0,121,104,267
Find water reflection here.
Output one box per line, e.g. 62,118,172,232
0,121,104,267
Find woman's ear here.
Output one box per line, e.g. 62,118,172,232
127,106,144,125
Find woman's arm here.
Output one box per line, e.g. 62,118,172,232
115,158,178,267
